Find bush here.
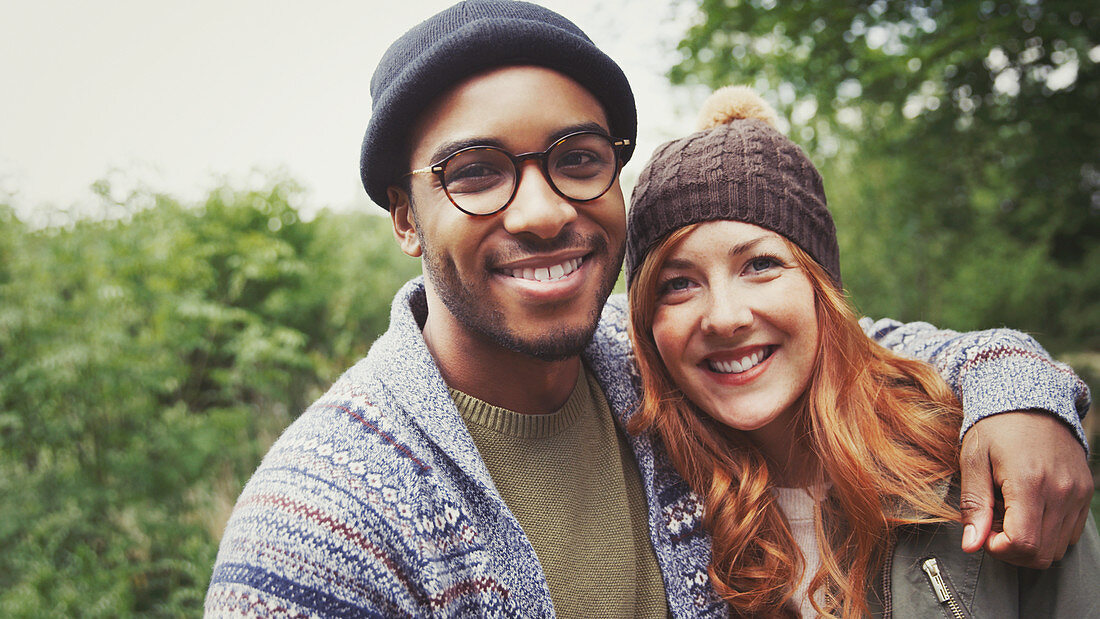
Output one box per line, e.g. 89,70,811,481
0,182,420,615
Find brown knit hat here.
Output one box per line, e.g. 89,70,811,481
625,86,840,287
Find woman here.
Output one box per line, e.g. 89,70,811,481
624,86,1099,617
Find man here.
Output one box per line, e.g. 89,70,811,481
206,1,1092,616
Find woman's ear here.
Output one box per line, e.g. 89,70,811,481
388,187,422,258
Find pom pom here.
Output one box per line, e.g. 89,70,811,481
694,85,779,132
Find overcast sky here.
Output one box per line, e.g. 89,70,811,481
1,0,701,224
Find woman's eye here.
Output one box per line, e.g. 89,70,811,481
659,277,692,294
747,256,781,273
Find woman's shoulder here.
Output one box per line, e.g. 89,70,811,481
888,514,1100,617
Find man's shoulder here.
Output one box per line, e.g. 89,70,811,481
591,292,630,347
208,380,454,609
603,291,628,317
208,362,535,616
237,380,433,508
208,417,457,615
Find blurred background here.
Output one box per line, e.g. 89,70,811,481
1,0,1096,615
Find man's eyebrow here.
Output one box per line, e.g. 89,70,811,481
547,121,611,144
425,137,508,168
424,121,612,166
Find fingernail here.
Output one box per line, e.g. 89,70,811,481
962,524,977,548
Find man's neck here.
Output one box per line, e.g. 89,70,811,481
421,304,583,415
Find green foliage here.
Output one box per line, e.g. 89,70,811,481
673,0,1099,351
0,182,420,616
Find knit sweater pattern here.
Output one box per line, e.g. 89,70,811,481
205,277,1089,618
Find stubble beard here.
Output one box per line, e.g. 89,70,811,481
419,231,624,362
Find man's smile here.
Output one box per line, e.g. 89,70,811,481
500,256,584,282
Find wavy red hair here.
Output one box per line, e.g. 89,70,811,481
628,224,963,617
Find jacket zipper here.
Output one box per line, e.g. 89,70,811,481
920,557,968,619
880,535,896,617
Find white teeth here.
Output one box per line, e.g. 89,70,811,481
709,359,742,373
708,348,771,374
738,352,758,368
504,258,582,282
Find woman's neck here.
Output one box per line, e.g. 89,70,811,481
752,425,816,488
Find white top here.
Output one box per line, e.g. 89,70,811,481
773,485,827,617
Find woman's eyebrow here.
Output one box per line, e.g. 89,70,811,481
660,257,695,271
661,233,778,273
726,236,770,258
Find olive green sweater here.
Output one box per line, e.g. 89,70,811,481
451,365,668,618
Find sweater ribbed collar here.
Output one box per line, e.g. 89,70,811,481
450,366,589,439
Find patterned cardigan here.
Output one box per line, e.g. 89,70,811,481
206,277,1089,618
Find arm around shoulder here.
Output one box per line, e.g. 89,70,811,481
860,317,1090,447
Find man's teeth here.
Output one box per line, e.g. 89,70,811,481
504,258,582,282
708,349,770,374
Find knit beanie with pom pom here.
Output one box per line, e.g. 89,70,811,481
625,85,839,287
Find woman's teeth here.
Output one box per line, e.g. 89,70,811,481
503,257,582,282
707,348,772,374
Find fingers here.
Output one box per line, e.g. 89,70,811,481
1051,477,1092,560
959,410,1093,568
983,456,1093,568
957,437,995,554
1045,476,1090,563
986,473,1050,568
1069,503,1089,547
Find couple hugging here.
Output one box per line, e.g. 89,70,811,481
207,1,1098,617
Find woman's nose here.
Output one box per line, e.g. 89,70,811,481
700,285,753,337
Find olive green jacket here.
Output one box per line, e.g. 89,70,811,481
872,513,1100,618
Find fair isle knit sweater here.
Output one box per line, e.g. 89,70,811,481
205,277,1090,618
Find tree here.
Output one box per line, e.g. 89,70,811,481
0,181,420,616
672,0,1100,351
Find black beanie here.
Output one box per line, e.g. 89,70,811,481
361,0,637,209
625,86,840,287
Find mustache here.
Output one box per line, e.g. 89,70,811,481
486,230,608,264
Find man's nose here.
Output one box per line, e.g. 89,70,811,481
500,162,578,239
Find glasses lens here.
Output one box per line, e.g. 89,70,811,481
547,133,617,201
442,147,516,215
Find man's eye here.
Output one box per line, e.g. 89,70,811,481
445,163,509,193
553,149,608,179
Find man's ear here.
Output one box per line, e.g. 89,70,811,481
388,186,422,258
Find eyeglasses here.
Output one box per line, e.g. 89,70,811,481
406,131,632,217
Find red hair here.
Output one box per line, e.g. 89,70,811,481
628,224,962,617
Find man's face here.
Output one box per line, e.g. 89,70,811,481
393,65,626,361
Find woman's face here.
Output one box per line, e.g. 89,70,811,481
650,221,819,447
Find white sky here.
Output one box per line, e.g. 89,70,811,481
1,0,702,224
